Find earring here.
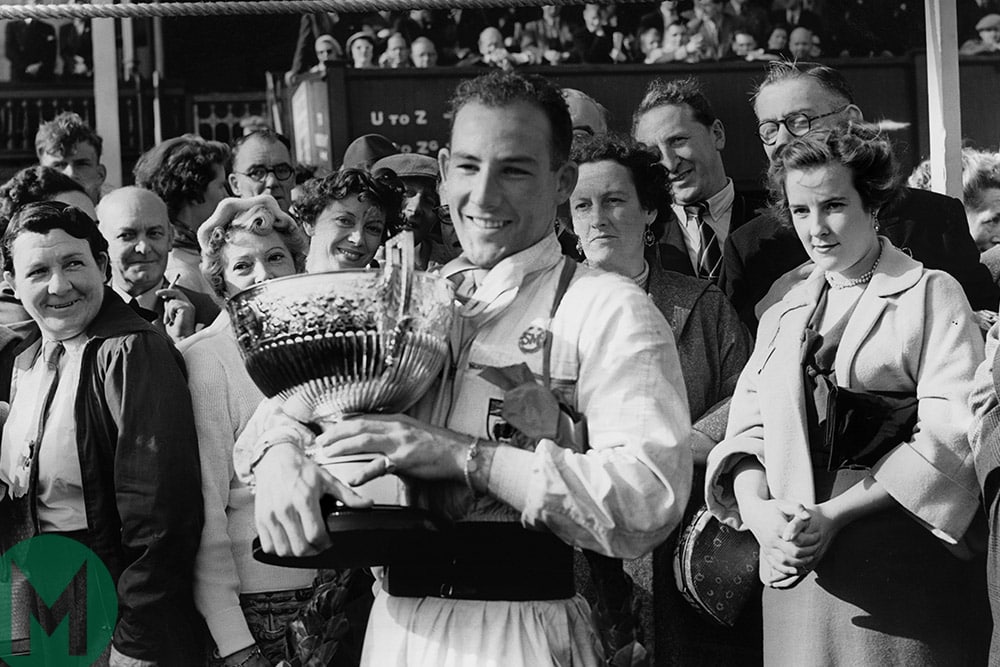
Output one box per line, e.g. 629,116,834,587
873,212,880,233
643,225,656,247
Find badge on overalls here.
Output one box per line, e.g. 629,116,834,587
518,324,549,354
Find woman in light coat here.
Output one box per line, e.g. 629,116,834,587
705,122,989,665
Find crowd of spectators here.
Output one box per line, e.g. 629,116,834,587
5,0,1000,86
283,0,1000,80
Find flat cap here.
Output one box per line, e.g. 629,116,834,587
977,14,1000,31
373,153,438,180
341,134,397,169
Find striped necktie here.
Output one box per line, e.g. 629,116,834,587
684,202,721,281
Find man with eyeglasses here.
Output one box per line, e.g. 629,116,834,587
720,61,998,331
228,130,296,214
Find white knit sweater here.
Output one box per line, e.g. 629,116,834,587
180,312,315,657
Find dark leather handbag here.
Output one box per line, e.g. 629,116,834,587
673,504,761,627
819,379,918,472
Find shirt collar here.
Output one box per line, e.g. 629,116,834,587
671,178,735,226
440,232,563,324
110,277,165,311
704,178,735,222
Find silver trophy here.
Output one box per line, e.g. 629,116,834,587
228,232,455,567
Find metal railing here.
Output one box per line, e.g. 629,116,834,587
0,80,264,179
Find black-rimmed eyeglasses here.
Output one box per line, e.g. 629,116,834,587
235,164,294,182
757,104,850,146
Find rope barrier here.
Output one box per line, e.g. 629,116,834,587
0,0,640,21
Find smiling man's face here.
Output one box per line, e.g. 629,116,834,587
439,101,577,268
97,188,172,296
633,102,727,206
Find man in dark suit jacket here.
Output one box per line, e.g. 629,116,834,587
721,61,999,331
687,0,743,60
287,12,355,81
769,0,824,37
59,18,92,78
5,17,56,81
96,187,219,345
633,75,765,283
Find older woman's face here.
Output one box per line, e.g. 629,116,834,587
967,187,1000,252
785,163,878,277
221,229,297,296
570,160,655,276
305,194,386,271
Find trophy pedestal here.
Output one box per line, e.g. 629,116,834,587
252,454,452,569
253,503,450,569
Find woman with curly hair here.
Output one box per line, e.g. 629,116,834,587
705,122,988,665
294,167,404,272
179,195,311,667
134,134,230,295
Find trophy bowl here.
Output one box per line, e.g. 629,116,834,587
229,265,456,568
226,268,454,423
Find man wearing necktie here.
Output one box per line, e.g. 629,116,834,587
632,76,763,284
97,187,219,344
0,201,204,665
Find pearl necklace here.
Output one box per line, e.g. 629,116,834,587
824,246,882,289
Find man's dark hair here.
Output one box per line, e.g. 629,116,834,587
632,76,717,134
448,71,572,167
230,129,293,171
133,134,230,221
2,200,108,275
752,60,855,107
35,112,104,160
0,166,88,233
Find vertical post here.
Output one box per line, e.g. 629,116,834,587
152,16,165,77
92,0,121,187
153,70,163,145
120,0,135,81
925,0,962,199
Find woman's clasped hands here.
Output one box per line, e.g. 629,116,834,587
741,497,843,585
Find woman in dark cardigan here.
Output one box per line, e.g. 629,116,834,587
568,133,754,665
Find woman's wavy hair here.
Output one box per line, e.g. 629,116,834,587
200,204,308,298
294,167,405,239
766,121,901,225
133,134,230,222
569,132,671,239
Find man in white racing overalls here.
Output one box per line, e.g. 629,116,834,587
237,70,693,666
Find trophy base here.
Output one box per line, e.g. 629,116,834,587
252,503,451,569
